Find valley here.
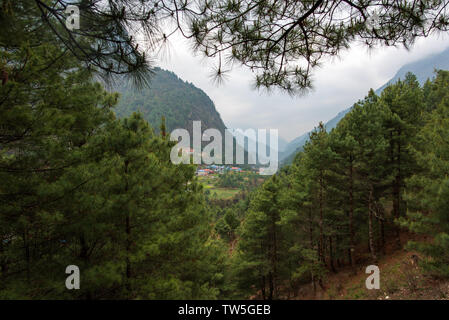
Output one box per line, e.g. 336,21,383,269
2,0,449,302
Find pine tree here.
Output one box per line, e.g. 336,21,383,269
380,73,425,249
343,91,391,263
233,175,286,299
7,1,448,94
329,118,360,272
400,71,449,277
0,35,118,298
155,0,449,93
301,123,338,267
280,154,327,296
0,9,225,298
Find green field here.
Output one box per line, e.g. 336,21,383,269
208,187,240,199
199,175,241,200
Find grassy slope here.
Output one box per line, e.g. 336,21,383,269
295,233,449,300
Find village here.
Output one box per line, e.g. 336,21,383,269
196,165,242,176
195,164,265,201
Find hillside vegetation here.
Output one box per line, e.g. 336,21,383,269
223,71,449,299
3,0,449,302
281,47,449,165
114,67,227,135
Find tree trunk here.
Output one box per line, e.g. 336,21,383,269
311,271,316,297
368,188,378,263
126,213,131,279
319,173,325,264
318,278,325,290
348,160,356,273
329,236,336,273
377,209,386,256
392,175,401,249
271,215,278,299
0,236,6,278
335,235,342,268
23,229,30,283
392,135,402,249
124,160,131,295
79,235,89,260
268,272,274,300
308,208,316,296
261,275,266,300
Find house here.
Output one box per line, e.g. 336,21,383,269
197,169,208,176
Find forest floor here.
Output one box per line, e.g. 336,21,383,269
295,233,449,300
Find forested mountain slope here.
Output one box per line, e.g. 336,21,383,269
229,71,449,299
114,67,227,135
281,47,449,165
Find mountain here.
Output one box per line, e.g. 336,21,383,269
113,68,261,166
114,67,227,136
280,46,449,165
278,136,288,153
376,47,449,93
279,132,308,161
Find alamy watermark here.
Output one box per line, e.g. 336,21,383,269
65,5,80,31
365,265,380,290
169,121,279,175
65,265,80,290
365,10,381,31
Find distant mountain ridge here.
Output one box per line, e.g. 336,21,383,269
280,46,449,165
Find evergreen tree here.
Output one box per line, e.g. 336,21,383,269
380,73,425,248
301,123,338,267
233,176,285,299
400,71,449,277
6,1,448,93
329,118,360,272
280,154,327,296
156,0,449,93
0,8,225,298
344,91,391,263
0,22,119,296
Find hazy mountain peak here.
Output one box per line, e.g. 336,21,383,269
280,47,449,165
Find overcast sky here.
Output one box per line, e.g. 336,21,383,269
157,33,449,142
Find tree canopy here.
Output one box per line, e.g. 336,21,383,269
5,0,449,93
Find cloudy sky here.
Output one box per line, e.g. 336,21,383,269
157,33,449,142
